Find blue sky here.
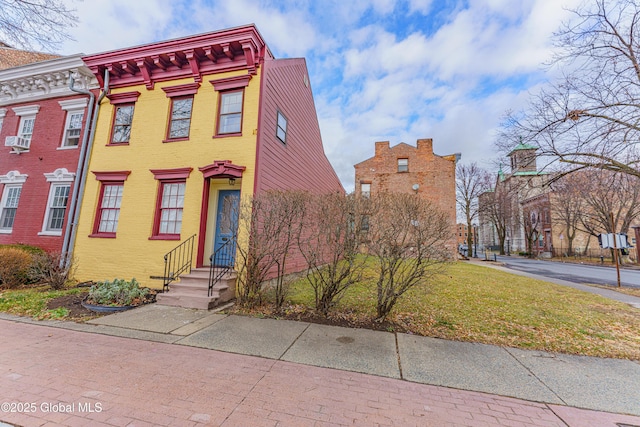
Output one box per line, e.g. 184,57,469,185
59,0,580,191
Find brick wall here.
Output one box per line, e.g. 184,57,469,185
354,139,458,253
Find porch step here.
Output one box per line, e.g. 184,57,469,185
155,267,236,310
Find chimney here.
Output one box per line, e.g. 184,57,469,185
416,138,433,153
375,141,390,157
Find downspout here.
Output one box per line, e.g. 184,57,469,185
61,69,110,267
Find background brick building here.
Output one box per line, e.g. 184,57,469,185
354,138,459,251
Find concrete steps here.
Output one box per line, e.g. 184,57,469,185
156,267,236,310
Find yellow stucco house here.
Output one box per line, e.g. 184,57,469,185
73,25,342,308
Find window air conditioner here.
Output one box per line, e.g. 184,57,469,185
4,136,29,150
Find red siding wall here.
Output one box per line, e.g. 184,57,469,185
255,58,342,194
255,58,344,274
0,93,95,253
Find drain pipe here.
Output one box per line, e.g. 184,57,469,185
61,69,110,267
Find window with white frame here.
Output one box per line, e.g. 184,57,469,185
12,105,40,149
157,182,185,236
0,108,6,133
0,170,28,233
361,183,371,198
276,111,287,144
397,158,409,172
59,99,87,148
0,185,22,232
40,168,75,235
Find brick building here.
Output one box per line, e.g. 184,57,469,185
354,138,459,250
0,54,98,253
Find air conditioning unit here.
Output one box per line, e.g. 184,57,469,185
4,136,29,151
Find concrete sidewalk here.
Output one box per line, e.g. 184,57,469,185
1,305,639,426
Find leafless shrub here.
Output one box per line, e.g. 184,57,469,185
29,252,76,290
298,192,369,316
367,192,452,320
234,191,308,309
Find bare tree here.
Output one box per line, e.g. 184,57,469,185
298,192,368,316
456,162,489,256
549,174,585,255
0,0,78,52
576,170,640,237
367,193,452,320
500,0,640,180
521,204,539,257
233,191,308,309
478,179,517,255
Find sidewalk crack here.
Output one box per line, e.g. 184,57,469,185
504,347,567,405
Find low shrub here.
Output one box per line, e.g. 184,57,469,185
0,247,33,289
29,252,76,290
87,278,150,306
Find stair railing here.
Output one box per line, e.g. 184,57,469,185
208,239,234,297
163,234,196,292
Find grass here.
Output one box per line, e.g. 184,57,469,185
254,261,640,360
0,286,87,320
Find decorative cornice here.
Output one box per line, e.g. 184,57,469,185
199,160,246,179
0,170,28,184
92,170,131,182
106,91,141,105
0,54,98,105
161,83,200,98
44,168,75,182
150,167,193,180
209,75,251,91
83,24,273,90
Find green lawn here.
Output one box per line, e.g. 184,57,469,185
0,286,87,320
264,261,640,360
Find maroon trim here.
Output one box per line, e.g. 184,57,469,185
162,82,200,97
149,174,190,238
254,60,266,195
150,167,193,180
212,132,241,139
209,75,251,91
164,96,193,141
89,232,116,238
93,171,131,181
162,137,189,143
149,235,180,241
199,160,245,179
109,103,135,144
196,178,210,267
215,88,244,136
107,91,141,105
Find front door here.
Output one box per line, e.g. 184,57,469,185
212,190,240,267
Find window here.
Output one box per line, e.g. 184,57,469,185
150,168,192,240
43,184,70,233
276,111,287,143
361,183,371,198
106,92,140,145
167,97,193,140
12,105,39,150
0,185,22,232
0,108,6,133
398,158,408,172
218,90,243,134
63,112,83,147
96,184,123,234
91,171,130,237
157,182,185,236
111,105,134,143
40,168,75,235
58,99,87,148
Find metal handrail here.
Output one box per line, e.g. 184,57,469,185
163,234,196,292
208,239,234,297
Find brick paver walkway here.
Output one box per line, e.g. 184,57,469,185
1,320,639,426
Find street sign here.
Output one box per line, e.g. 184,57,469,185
598,233,629,249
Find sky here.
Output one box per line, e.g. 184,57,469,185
57,0,582,191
